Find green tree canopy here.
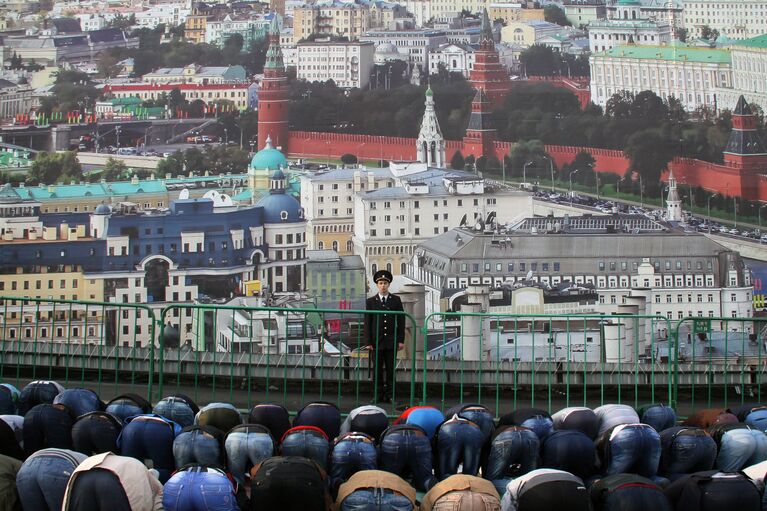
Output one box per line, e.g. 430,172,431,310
26,152,82,185
544,5,571,26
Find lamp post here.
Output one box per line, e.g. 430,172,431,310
523,160,534,189
639,174,644,208
733,197,738,229
542,155,554,192
356,142,366,165
569,169,580,207
707,193,718,234
115,125,121,149
224,128,229,146
759,203,767,242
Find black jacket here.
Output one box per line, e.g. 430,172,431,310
365,293,406,350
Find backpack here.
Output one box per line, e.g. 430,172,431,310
664,470,762,511
249,456,332,511
591,474,672,511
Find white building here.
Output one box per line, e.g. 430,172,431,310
134,3,191,30
712,35,767,111
204,14,271,47
589,43,732,110
296,41,375,89
427,42,476,77
587,0,671,53
142,65,247,85
683,0,767,40
360,29,448,69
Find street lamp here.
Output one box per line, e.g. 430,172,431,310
523,160,534,189
115,125,121,149
569,169,580,207
224,128,229,145
759,203,767,242
542,154,554,192
639,174,644,208
356,142,366,165
707,193,718,234
733,197,738,229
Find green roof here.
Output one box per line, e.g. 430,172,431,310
600,44,731,64
733,34,767,49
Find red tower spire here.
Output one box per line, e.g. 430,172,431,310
462,88,497,158
469,9,511,108
257,15,289,152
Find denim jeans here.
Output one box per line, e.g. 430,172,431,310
294,401,342,440
0,384,19,415
485,426,540,495
745,409,767,431
71,411,122,456
225,424,275,484
23,403,74,455
640,405,677,432
340,488,414,511
173,426,225,468
163,466,240,511
379,425,436,492
551,407,599,440
195,402,242,433
118,414,180,482
154,396,197,428
434,416,486,480
248,403,291,442
716,428,757,472
18,380,65,416
659,427,717,476
746,429,767,466
330,433,378,491
520,416,553,441
53,388,103,418
595,405,640,437
541,429,597,482
445,405,495,442
106,395,149,424
604,424,661,478
398,407,445,441
16,448,87,511
281,426,331,470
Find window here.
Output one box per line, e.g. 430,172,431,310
542,263,549,271
508,263,514,272
520,263,526,272
731,293,737,302
484,263,491,272
599,261,605,271
531,263,538,271
461,263,468,272
496,263,502,272
472,263,479,272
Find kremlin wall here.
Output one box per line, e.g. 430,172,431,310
260,8,767,202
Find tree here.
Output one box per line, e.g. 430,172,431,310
340,153,358,164
26,152,82,185
623,129,676,196
675,27,688,42
167,88,187,112
544,5,571,26
97,51,122,78
102,157,128,181
38,69,98,116
700,25,720,41
451,151,465,170
9,52,23,70
519,45,561,76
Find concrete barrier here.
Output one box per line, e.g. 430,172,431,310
74,151,162,170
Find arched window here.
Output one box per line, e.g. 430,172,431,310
346,240,353,252
332,240,338,251
318,241,324,249
372,263,378,275
386,262,392,273
401,262,407,274
280,211,288,220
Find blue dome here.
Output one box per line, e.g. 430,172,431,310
250,136,288,170
255,193,303,223
94,204,111,215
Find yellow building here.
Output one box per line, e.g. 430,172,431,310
292,2,405,43
184,13,209,44
488,3,545,25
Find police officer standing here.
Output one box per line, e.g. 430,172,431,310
365,270,405,403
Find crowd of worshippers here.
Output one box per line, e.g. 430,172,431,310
2,381,767,510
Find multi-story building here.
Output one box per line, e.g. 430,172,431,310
134,2,192,30
712,35,767,111
142,65,247,85
361,29,448,71
204,13,272,48
184,10,209,44
306,249,367,310
0,83,40,120
0,154,307,348
606,0,683,30
587,0,671,53
296,40,375,88
683,0,767,40
102,82,258,111
501,20,565,46
563,0,606,28
1,28,139,66
589,44,732,110
292,0,404,43
428,42,477,77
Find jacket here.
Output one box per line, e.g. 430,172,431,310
365,293,406,350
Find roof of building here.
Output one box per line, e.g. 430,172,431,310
0,183,23,203
588,18,668,28
52,17,83,33
598,44,731,64
88,27,128,43
250,136,288,170
734,95,751,115
254,191,302,223
307,249,341,262
304,166,391,181
144,65,246,78
733,34,767,50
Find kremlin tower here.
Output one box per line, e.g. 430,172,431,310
257,15,290,153
469,9,511,108
722,95,767,200
462,88,497,159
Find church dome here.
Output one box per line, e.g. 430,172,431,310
255,193,303,223
94,203,111,215
250,135,288,170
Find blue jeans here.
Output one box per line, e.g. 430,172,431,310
660,428,717,476
0,384,19,415
106,396,147,424
340,488,414,511
745,409,767,431
281,427,331,470
520,416,553,441
71,411,121,456
435,417,485,479
18,380,64,416
330,434,378,490
445,404,495,441
379,425,436,492
294,401,342,440
53,388,103,418
154,396,197,428
23,403,73,455
173,427,224,467
16,448,87,511
716,428,757,471
163,467,239,511
605,424,661,478
225,424,275,484
541,429,597,482
195,402,242,433
747,429,767,466
485,426,539,495
640,405,677,432
118,415,179,482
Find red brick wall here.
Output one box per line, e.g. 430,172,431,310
288,131,417,162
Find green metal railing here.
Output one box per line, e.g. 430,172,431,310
1,296,765,417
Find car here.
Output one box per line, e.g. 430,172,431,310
163,152,173,158
117,147,137,156
729,228,739,235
